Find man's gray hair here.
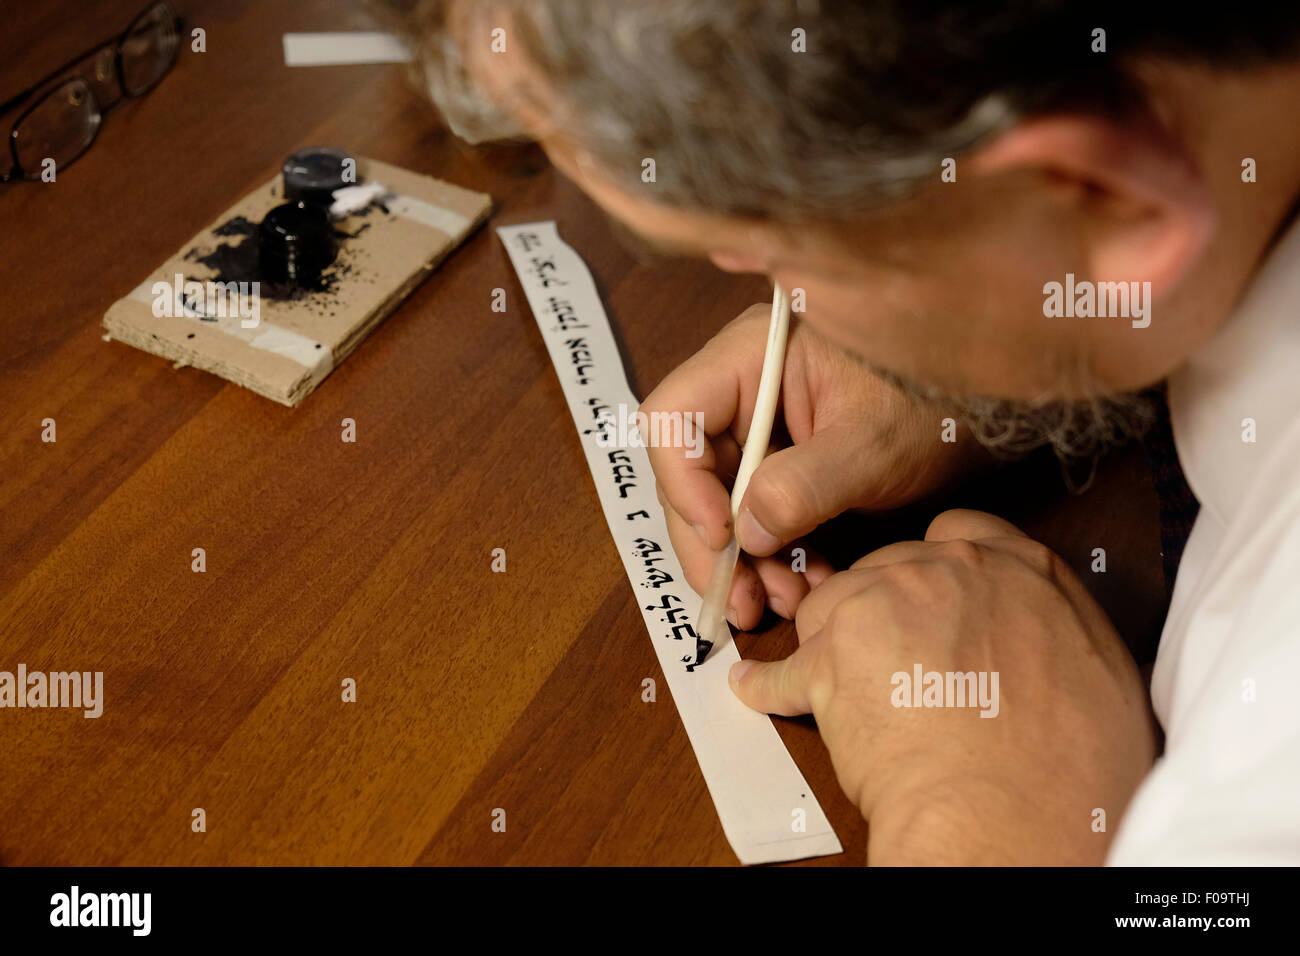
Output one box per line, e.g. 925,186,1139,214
381,1,1043,219
379,1,1300,221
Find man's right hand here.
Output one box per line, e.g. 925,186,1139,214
640,303,985,629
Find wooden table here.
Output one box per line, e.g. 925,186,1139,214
0,0,1167,865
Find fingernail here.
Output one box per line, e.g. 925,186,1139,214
729,660,754,685
737,509,780,554
692,522,712,549
725,606,739,629
769,596,790,619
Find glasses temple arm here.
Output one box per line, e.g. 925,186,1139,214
0,88,35,117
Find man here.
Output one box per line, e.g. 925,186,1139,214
395,1,1300,863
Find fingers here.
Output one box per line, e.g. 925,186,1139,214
728,643,821,717
804,554,834,589
665,489,832,626
848,542,937,572
790,510,1026,637
923,509,1092,610
924,508,1030,543
726,539,836,626
735,425,876,556
661,476,764,630
793,567,881,642
721,549,824,630
641,310,770,554
747,551,810,621
646,414,734,553
941,513,1114,643
655,431,756,626
658,429,739,560
779,537,939,638
763,542,835,610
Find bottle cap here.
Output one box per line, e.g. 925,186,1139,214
281,146,357,207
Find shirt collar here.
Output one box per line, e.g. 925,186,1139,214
1168,212,1300,528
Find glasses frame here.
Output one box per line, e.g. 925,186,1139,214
0,1,182,183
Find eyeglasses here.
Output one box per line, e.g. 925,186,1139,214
0,1,181,183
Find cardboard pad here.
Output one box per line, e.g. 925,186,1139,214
102,156,492,407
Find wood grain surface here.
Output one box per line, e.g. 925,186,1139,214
0,0,1167,865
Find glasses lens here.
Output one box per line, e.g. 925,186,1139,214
88,45,124,111
120,3,179,95
14,78,101,178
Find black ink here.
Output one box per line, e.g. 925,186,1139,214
181,212,362,310
685,640,712,672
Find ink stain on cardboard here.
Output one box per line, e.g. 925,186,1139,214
182,212,371,308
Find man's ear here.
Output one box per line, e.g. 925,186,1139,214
967,112,1216,296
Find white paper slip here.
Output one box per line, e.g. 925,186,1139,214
282,32,412,67
499,221,843,865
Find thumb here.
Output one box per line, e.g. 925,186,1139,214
924,508,1030,542
735,426,871,556
728,649,818,718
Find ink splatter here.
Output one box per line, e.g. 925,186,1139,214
212,216,258,239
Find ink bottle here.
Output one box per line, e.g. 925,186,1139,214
257,201,336,287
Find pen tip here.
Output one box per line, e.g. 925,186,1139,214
693,637,714,668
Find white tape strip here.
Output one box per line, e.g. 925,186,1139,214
282,32,412,67
386,194,472,238
127,280,333,387
499,221,842,865
330,181,388,217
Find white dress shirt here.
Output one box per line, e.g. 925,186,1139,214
1108,212,1300,863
